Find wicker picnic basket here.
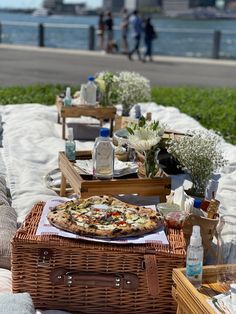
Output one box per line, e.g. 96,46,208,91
11,202,186,314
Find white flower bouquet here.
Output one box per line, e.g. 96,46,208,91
167,130,227,196
127,116,165,178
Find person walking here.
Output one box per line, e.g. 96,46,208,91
121,8,129,54
105,11,114,53
97,12,106,51
128,10,143,61
143,17,157,62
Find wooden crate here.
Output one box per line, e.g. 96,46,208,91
58,150,171,201
172,265,234,314
56,96,117,139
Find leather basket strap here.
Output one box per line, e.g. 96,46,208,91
144,254,160,297
50,268,139,291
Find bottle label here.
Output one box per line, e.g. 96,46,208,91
64,97,72,106
186,260,203,277
95,141,113,177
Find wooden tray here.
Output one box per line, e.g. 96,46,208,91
58,150,171,201
172,265,235,314
56,96,117,139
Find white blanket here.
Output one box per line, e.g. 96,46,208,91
1,103,236,314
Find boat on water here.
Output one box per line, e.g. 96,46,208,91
32,8,52,17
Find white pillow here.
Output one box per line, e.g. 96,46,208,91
0,176,17,269
0,268,11,293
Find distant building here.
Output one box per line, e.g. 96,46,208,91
162,0,189,13
42,0,86,15
226,0,236,9
125,0,161,11
103,0,125,12
189,0,216,7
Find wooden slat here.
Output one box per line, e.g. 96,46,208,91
58,151,171,200
56,96,116,139
172,266,235,314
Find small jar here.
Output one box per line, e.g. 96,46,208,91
157,203,185,229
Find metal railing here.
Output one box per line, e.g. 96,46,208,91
0,20,236,59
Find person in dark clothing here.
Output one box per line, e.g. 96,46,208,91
128,10,143,61
97,12,106,51
105,11,114,53
143,17,157,62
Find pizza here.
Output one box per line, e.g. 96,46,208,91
47,195,163,238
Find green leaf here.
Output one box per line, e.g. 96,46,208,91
126,127,134,135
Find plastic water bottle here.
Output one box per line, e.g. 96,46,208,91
64,87,72,106
92,128,114,179
186,225,204,289
65,128,76,161
85,76,97,106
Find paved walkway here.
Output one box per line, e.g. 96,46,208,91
1,44,236,87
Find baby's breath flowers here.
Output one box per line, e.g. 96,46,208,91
96,71,151,114
127,117,165,178
167,130,227,196
117,71,151,115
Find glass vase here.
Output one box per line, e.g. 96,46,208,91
216,215,236,287
144,148,160,178
186,179,207,199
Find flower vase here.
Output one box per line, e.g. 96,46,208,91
185,180,206,199
138,148,160,179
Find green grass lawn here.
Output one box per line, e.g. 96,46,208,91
0,85,235,145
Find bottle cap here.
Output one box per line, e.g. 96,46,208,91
194,199,202,209
67,128,74,141
88,76,95,81
99,128,109,137
65,87,71,98
190,225,202,247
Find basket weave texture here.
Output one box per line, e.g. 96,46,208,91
11,202,186,314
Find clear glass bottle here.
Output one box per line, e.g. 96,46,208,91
186,225,204,289
65,128,76,161
64,87,72,106
93,128,114,179
85,76,97,106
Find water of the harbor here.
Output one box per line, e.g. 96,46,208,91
1,11,236,59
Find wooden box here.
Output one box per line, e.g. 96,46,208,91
56,96,117,139
172,265,234,314
58,150,171,202
12,202,186,313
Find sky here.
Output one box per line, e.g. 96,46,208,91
0,0,102,9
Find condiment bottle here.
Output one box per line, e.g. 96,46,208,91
207,199,220,219
64,87,72,106
186,225,204,289
65,128,76,161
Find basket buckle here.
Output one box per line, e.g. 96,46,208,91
38,248,53,266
